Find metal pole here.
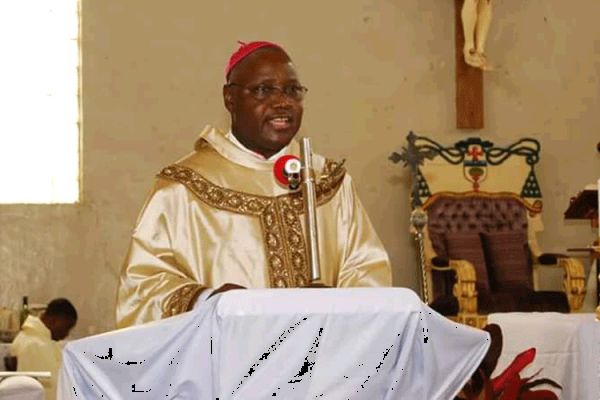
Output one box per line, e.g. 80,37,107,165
300,137,321,282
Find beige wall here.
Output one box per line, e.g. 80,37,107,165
1,0,599,337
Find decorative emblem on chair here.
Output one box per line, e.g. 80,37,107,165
390,133,542,203
461,138,491,191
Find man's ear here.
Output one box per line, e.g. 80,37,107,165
223,85,234,112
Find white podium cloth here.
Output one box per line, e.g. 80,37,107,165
488,312,600,400
59,288,489,400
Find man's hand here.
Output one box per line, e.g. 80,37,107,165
208,283,247,299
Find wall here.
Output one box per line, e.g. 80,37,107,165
1,0,599,337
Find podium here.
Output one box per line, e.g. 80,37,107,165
58,289,489,399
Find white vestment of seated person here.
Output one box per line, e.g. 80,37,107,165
10,315,61,400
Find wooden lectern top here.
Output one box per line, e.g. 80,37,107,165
564,188,598,222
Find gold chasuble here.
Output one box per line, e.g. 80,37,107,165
116,126,391,328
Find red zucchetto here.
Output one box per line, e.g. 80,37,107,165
225,41,285,80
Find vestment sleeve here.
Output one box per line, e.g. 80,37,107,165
116,179,207,328
337,176,393,287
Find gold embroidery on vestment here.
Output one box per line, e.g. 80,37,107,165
162,284,204,318
158,160,345,288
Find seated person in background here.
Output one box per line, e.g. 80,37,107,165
10,298,77,400
116,41,392,328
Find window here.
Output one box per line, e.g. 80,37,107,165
0,1,80,204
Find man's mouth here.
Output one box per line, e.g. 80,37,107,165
267,115,293,130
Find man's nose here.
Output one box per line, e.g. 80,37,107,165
270,90,293,107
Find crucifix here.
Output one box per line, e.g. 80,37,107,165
455,0,493,129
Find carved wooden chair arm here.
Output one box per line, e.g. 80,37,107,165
536,255,586,311
447,259,478,315
558,257,586,311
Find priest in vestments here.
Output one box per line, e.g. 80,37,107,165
116,42,392,328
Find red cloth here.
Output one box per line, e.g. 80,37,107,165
225,41,283,79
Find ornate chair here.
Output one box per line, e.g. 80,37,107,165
392,134,586,327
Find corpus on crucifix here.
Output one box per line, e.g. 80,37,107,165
461,0,493,70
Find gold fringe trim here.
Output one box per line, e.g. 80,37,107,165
162,284,205,318
423,191,543,214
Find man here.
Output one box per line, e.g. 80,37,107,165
11,298,78,400
116,41,392,328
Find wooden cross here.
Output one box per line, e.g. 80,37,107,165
455,0,484,129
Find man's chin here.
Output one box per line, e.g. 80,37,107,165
263,129,298,150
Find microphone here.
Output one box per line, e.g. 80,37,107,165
273,155,302,190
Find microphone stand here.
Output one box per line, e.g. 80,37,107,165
299,138,322,283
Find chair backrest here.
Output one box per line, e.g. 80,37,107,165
425,194,531,258
413,135,544,248
0,376,45,400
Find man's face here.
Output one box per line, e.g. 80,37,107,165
48,316,76,341
223,48,304,159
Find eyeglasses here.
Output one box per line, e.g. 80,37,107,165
226,82,308,102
